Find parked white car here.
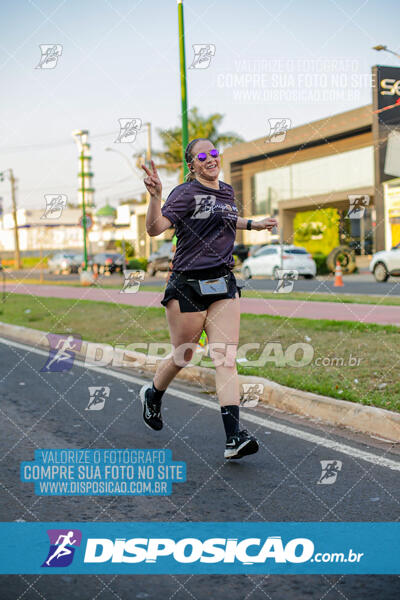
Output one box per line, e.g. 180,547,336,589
369,243,400,282
241,245,317,279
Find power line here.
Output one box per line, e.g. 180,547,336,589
13,175,140,195
0,128,147,154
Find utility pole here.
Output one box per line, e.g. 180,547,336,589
39,226,45,283
177,0,189,180
80,146,88,271
145,121,152,166
9,170,21,270
0,169,21,269
145,122,154,254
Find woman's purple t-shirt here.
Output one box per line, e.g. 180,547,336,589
161,179,238,272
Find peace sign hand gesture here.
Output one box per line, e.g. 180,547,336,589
142,160,162,200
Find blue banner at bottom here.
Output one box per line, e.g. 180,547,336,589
0,522,398,574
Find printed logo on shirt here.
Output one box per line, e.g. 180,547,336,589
191,195,216,219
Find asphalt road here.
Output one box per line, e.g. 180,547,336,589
237,275,400,297
10,268,400,297
145,273,400,297
0,338,399,599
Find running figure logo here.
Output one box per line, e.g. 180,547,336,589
41,194,67,220
346,195,370,219
274,270,298,294
191,195,216,219
317,460,343,485
40,334,82,372
266,118,291,143
120,269,145,293
86,386,110,411
42,529,82,567
36,45,63,69
114,118,142,143
189,44,216,69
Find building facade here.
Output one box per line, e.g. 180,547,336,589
223,105,375,252
0,203,168,259
223,65,400,254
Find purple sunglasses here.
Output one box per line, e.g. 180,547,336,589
196,149,219,161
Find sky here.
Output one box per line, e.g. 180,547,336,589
0,0,399,213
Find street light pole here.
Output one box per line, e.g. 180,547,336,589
372,45,400,60
105,147,137,174
177,0,189,180
72,130,89,271
80,147,88,271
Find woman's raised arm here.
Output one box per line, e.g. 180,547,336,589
142,160,172,236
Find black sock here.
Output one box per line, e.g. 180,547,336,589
149,382,165,404
221,405,240,438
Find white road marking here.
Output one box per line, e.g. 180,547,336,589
1,336,400,472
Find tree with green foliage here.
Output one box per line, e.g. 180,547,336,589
115,240,135,258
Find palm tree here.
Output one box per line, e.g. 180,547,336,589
155,107,244,181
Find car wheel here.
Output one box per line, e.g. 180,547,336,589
243,266,252,280
303,274,314,279
373,262,389,282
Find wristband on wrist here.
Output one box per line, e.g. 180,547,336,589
247,219,253,231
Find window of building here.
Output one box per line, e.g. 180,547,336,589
252,145,374,215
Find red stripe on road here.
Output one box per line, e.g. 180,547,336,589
4,283,400,325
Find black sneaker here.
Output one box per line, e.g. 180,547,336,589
224,429,259,459
140,384,163,431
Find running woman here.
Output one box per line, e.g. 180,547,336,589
140,138,277,459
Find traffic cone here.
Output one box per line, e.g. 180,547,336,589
333,260,344,287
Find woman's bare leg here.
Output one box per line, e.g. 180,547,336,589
204,294,241,406
153,299,206,390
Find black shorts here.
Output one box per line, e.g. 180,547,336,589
161,265,243,313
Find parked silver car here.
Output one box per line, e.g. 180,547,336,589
48,252,83,274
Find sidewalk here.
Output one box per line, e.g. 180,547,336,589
5,282,400,325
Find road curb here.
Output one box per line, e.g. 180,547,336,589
1,321,399,442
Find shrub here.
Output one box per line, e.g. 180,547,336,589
23,256,48,268
127,258,148,271
293,208,340,255
312,252,329,275
1,257,48,269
